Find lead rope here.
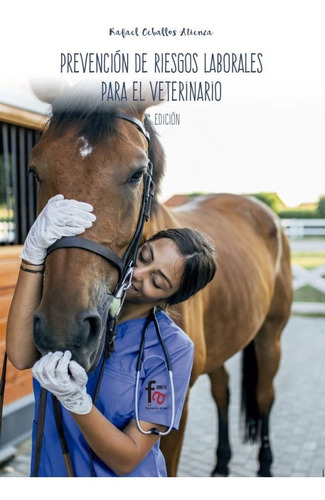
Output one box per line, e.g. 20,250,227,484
32,388,48,476
51,394,75,477
0,352,7,442
88,317,117,476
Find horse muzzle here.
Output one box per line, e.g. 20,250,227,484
33,295,114,372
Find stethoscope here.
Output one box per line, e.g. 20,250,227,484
134,308,175,436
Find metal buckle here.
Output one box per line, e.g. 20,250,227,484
109,262,134,318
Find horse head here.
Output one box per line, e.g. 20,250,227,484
29,80,165,372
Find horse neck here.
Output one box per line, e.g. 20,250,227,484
146,202,181,238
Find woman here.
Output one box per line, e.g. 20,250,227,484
6,195,217,477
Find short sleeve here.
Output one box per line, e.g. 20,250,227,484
137,337,194,430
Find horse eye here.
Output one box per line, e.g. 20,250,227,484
28,166,40,183
129,168,145,184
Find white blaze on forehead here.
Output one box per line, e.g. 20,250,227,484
79,136,93,158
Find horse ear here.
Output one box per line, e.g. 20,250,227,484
127,81,165,119
29,77,71,104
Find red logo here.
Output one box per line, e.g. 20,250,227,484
152,391,167,405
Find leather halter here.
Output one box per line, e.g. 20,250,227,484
46,112,155,317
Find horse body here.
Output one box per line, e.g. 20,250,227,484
28,83,292,476
148,193,292,476
150,193,290,367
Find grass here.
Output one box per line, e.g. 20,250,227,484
291,250,325,270
294,286,325,303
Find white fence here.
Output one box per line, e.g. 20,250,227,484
281,219,325,238
280,219,325,313
292,264,325,294
291,263,325,314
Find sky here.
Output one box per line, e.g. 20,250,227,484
1,0,324,207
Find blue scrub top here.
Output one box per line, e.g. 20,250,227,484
31,310,194,477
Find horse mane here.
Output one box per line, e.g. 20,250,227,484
45,82,166,200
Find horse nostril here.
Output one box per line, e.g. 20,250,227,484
33,311,51,355
77,311,102,349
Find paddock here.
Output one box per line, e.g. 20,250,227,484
178,314,325,477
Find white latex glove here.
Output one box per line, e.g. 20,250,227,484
20,194,96,265
32,351,93,415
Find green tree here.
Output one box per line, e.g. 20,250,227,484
317,195,325,217
252,193,284,213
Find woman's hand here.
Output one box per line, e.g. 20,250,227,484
32,351,93,415
20,194,96,265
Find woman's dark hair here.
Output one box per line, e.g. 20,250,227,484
147,227,217,306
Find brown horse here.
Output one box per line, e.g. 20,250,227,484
28,81,292,477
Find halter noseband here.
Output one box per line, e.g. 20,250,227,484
46,111,155,320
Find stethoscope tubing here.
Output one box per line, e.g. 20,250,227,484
134,309,175,436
